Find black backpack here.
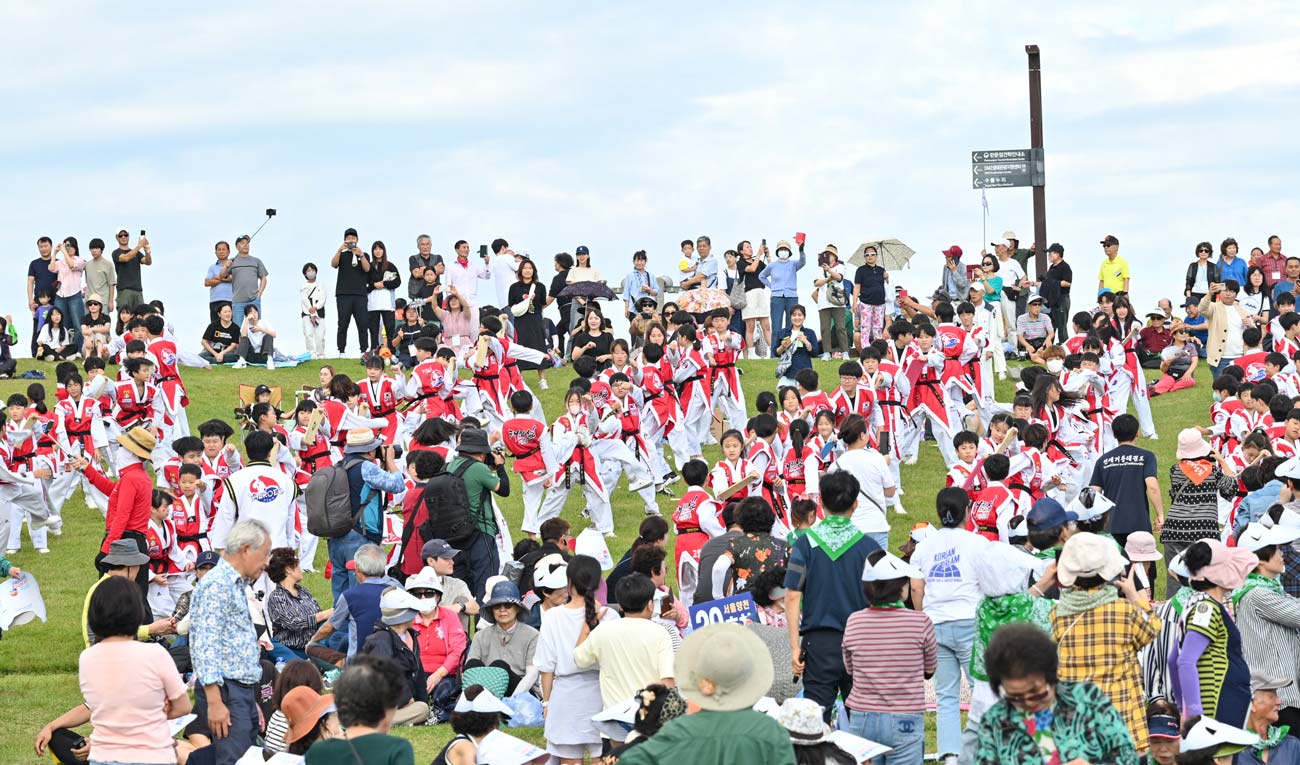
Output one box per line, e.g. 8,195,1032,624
420,460,481,547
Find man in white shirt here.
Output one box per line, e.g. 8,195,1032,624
489,238,521,310
991,240,1027,335
210,431,299,551
445,239,492,315
909,486,988,763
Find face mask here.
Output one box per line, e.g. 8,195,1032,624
305,269,317,279
1213,392,1222,403
568,404,582,416
1046,359,1064,374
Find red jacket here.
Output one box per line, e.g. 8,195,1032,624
102,462,153,553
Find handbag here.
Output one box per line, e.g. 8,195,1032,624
728,275,747,310
826,269,847,308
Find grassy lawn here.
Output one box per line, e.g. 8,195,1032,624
0,356,1206,763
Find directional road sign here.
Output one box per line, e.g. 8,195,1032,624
971,148,1043,189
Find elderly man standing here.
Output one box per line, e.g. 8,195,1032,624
408,234,443,302
191,518,272,765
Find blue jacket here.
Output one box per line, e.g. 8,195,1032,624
772,325,820,376
759,249,806,297
1235,480,1283,536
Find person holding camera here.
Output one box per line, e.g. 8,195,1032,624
332,227,372,358
232,304,278,370
629,297,660,350
111,227,152,311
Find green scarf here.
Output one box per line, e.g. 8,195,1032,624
1053,585,1118,617
873,601,907,609
1254,724,1291,753
1232,572,1284,608
972,594,1054,681
1169,586,1196,617
805,515,864,562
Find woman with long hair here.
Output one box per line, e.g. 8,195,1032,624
1239,265,1272,325
366,241,402,352
35,307,73,360
1028,374,1093,497
509,257,552,388
432,291,475,351
536,555,619,764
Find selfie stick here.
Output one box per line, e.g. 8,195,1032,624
248,208,278,242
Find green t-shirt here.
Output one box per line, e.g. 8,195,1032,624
619,709,796,765
305,733,414,765
447,456,501,535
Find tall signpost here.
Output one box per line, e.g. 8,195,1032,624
971,46,1047,278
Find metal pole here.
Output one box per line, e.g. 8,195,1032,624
1026,44,1046,279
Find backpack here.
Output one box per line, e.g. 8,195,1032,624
420,459,482,547
305,457,365,538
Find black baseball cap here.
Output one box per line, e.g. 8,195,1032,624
1099,235,1119,246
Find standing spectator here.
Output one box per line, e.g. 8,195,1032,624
332,228,371,357
85,237,117,315
191,519,273,765
445,239,491,323
784,471,882,722
223,234,268,326
1041,243,1073,342
27,236,58,357
408,234,443,301
1088,414,1163,550
973,623,1139,765
843,550,937,765
911,487,987,764
304,656,416,765
445,429,511,599
211,431,298,549
1163,428,1234,596
1098,235,1130,296
760,239,805,341
508,257,551,389
200,303,238,364
204,241,234,323
331,429,405,602
111,226,152,311
826,414,896,550
618,623,795,765
852,244,889,347
489,238,520,311
300,262,327,360
1051,532,1160,754
1273,257,1300,302
622,250,660,321
1259,235,1288,286
365,241,401,352
1219,237,1249,287
994,239,1029,332
1198,279,1253,379
738,240,772,358
231,305,278,370
936,245,969,302
1234,522,1300,734
1239,266,1273,325
97,426,158,588
547,252,576,353
49,236,87,349
77,576,192,765
812,245,849,360
1185,242,1220,302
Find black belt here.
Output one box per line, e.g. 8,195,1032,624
877,399,904,407
513,446,540,459
67,429,92,438
473,373,496,381
179,532,208,543
158,375,179,383
977,525,998,534
676,528,706,536
621,429,640,438
1083,408,1104,416
371,409,396,418
917,379,942,387
301,450,330,465
11,453,33,464
1008,482,1033,494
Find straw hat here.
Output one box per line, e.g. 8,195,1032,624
115,427,157,460
675,622,773,711
343,428,383,455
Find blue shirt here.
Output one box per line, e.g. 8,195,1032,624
1183,313,1208,346
772,325,820,376
622,268,658,309
1275,281,1298,301
783,527,880,633
697,256,719,289
329,575,399,656
1218,256,1248,287
191,558,261,686
206,261,233,303
758,250,806,297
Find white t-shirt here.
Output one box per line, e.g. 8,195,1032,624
999,257,1026,289
828,448,895,534
492,255,520,308
247,320,274,349
910,527,987,624
1222,307,1244,359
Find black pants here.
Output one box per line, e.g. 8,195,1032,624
368,310,395,351
1279,706,1300,738
335,295,368,354
465,658,525,696
237,336,274,364
95,530,151,598
801,628,851,722
1051,295,1072,343
452,531,501,602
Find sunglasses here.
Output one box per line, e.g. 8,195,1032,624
1197,248,1212,254
1002,685,1052,708
116,232,129,238
407,589,439,599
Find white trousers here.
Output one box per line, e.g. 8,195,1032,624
302,316,327,359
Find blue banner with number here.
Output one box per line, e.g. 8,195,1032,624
687,592,759,633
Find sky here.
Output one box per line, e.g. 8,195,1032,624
5,1,1299,356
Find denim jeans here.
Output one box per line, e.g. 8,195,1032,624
770,295,799,340
193,680,258,765
54,294,86,349
1211,355,1236,381
269,641,308,665
231,298,261,325
846,710,925,765
934,618,976,757
866,531,890,552
327,529,366,605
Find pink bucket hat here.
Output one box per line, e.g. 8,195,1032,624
1191,539,1258,590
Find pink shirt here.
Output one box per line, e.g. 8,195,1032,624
52,254,86,298
79,639,187,763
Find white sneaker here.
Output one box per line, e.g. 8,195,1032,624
1146,433,1159,440
539,379,549,390
629,476,655,492
904,452,919,465
232,358,248,369
43,516,63,535
644,506,661,516
266,357,276,371
892,502,908,515
4,549,16,555
603,531,618,540
36,548,49,554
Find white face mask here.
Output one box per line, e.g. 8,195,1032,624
1213,391,1222,403
305,269,317,279
1046,359,1064,374
568,403,582,416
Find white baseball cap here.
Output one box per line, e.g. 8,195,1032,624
862,552,923,582
1276,457,1300,480
114,225,130,236
1238,522,1300,553
1180,717,1259,755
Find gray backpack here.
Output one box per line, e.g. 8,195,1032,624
305,457,364,538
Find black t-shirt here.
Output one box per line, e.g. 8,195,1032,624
203,320,237,353
82,314,110,331
854,265,887,305
737,255,765,290
112,248,144,291
334,249,369,296
550,270,574,329
1089,444,1157,534
28,257,57,297
1045,261,1073,298
407,253,443,299
571,330,613,361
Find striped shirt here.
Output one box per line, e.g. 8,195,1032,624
842,607,937,713
1235,585,1300,709
266,584,323,650
1015,312,1053,340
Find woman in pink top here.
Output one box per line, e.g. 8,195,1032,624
73,576,191,764
842,550,938,765
407,570,469,724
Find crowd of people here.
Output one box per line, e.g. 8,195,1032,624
6,228,1300,765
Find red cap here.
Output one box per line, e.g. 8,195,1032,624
1099,235,1119,246
942,245,963,259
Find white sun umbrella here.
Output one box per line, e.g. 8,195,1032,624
848,239,916,271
